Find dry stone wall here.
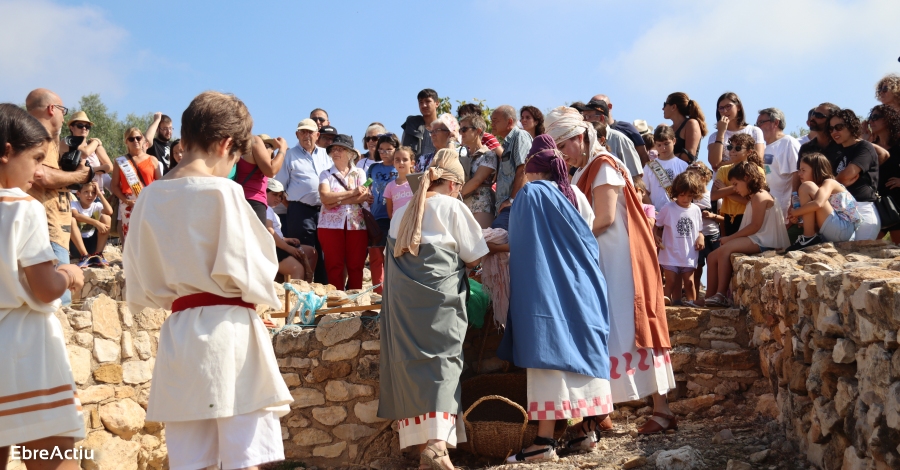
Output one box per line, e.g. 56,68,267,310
732,240,900,470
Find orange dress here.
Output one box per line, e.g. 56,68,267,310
118,155,157,238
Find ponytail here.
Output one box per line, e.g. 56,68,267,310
686,100,709,137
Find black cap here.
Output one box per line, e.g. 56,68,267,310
326,134,359,157
319,125,338,135
584,99,609,116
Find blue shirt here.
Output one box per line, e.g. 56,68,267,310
496,127,532,210
275,144,332,205
367,162,397,220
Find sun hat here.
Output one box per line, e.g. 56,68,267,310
326,134,360,157
267,178,284,193
258,134,278,147
68,111,93,127
633,119,652,136
296,118,318,132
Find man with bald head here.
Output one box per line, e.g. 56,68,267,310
490,104,532,230
25,88,92,305
591,94,650,166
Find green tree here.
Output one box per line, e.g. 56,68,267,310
789,127,810,139
454,98,495,133
61,94,153,158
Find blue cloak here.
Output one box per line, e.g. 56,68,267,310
496,181,611,379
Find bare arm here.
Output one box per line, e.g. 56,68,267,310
386,198,394,218
144,112,162,143
93,144,113,174
836,163,861,186
724,195,769,239
635,144,650,167
510,165,527,199
97,188,113,215
24,261,83,304
32,164,90,190
110,165,129,204
319,182,367,207
590,184,619,236
874,144,891,165
465,256,484,269
708,117,729,169
791,181,836,217
680,120,702,163
150,156,163,180
461,166,494,197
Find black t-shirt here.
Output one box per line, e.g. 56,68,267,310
879,144,900,198
611,120,645,148
147,138,172,173
834,140,879,202
798,138,843,172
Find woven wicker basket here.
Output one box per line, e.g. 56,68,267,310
458,373,567,459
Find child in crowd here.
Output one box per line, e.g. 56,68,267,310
644,125,689,211
642,132,657,160
634,177,657,230
705,161,790,307
684,161,720,301
123,92,292,470
711,133,765,236
786,152,861,251
384,146,416,217
366,133,399,295
266,178,315,282
654,172,705,306
0,103,85,467
70,182,113,267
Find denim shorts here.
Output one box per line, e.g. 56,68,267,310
819,211,856,242
51,242,72,306
660,264,695,275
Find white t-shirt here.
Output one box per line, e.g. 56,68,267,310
655,201,702,268
642,157,688,211
692,191,720,237
388,194,489,264
265,206,284,239
708,125,765,164
798,135,811,145
763,135,800,214
72,199,104,238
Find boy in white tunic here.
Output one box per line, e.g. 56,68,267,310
0,103,86,470
124,92,292,470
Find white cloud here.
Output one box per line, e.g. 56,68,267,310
0,0,128,105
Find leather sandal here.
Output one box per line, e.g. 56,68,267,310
420,443,453,470
637,412,678,435
507,436,559,463
598,415,613,430
566,417,598,452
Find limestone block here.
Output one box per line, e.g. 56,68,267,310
357,354,380,381
856,313,882,345
312,406,347,426
362,340,380,351
858,343,893,403
325,380,374,402
807,349,854,399
85,294,122,340
68,309,92,330
93,337,120,363
843,446,870,470
291,428,331,446
120,331,134,360
725,460,751,470
68,345,91,385
277,357,312,369
136,308,166,331
669,394,717,415
316,314,362,346
886,382,900,430
82,435,140,470
93,364,123,384
694,349,758,370
816,305,843,336
666,308,700,332
333,423,376,441
74,331,93,348
99,399,146,440
313,441,347,458
833,338,857,363
287,415,310,428
700,326,737,340
355,400,387,423
710,341,741,350
813,397,841,436
755,394,778,418
133,331,152,360
122,360,153,385
274,328,313,355
282,373,301,387
835,378,859,418
80,385,115,405
119,303,132,328
290,388,325,408
114,386,135,399
669,348,693,372
654,445,704,470
322,340,361,362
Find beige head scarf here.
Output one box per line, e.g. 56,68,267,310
394,148,465,257
544,106,602,157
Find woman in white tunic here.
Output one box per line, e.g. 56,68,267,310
124,92,292,470
546,107,678,435
0,103,86,469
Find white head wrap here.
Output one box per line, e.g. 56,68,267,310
544,106,602,157
432,113,461,145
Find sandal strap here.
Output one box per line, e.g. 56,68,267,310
513,445,554,461
566,435,590,448
422,445,448,459
652,412,675,420
533,436,557,448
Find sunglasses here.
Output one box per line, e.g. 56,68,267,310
378,148,396,154
72,123,92,130
459,126,477,133
879,85,890,94
311,117,327,123
830,123,847,132
726,144,748,151
870,114,883,121
364,136,379,143
431,128,450,134
811,111,828,119
127,136,143,143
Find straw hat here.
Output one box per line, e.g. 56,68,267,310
67,111,93,127
258,134,278,147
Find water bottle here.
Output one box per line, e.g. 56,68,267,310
791,191,803,224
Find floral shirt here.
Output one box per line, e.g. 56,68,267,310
318,166,367,230
829,188,861,228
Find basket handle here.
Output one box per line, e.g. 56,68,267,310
462,394,529,455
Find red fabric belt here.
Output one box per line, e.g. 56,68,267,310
171,293,255,313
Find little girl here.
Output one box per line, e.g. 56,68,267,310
684,161,720,302
654,172,705,306
705,161,790,307
711,133,765,236
786,152,860,250
384,146,416,217
634,178,656,230
0,103,85,468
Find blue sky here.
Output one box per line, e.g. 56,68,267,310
2,0,899,157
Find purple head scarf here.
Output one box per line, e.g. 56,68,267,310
525,134,579,209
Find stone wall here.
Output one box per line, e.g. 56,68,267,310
732,240,900,470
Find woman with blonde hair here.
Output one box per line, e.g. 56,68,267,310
110,126,161,243
545,106,677,435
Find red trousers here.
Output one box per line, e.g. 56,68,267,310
368,247,384,294
318,228,368,290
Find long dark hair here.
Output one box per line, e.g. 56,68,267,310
868,104,900,147
520,105,545,136
798,153,835,186
715,92,748,127
666,92,708,136
0,103,51,157
728,160,768,194
831,109,862,138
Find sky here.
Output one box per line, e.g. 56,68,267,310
2,0,900,158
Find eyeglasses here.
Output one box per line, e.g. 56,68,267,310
431,128,450,134
127,136,143,143
72,123,92,130
364,136,379,143
811,111,828,119
726,145,747,151
459,126,476,133
756,119,772,126
879,85,890,94
52,104,69,115
378,148,396,154
830,123,847,132
717,103,735,113
311,117,327,123
870,114,883,121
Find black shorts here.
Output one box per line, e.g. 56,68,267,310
697,233,720,271
70,231,98,258
723,214,743,237
276,247,290,262
247,199,267,226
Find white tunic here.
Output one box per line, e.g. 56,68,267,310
124,177,292,422
0,189,83,446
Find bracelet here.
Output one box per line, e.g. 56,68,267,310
714,140,723,145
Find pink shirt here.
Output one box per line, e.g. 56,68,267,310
383,180,414,215
318,166,367,230
235,157,267,205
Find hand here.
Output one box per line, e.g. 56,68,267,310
716,116,730,133
275,137,288,153
153,112,162,121
365,193,374,204
288,246,304,260
92,220,110,234
702,210,714,219
712,180,725,190
887,177,900,189
125,199,135,207
786,207,794,218
498,199,512,212
720,235,732,246
284,238,301,247
58,264,85,291
695,237,705,251
654,233,664,248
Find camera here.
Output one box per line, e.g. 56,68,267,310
60,135,84,172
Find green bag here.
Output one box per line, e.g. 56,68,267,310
466,278,490,329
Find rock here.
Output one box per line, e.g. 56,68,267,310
287,415,310,428
700,326,737,340
119,302,132,328
121,331,134,359
68,309,92,330
274,328,313,355
655,445,704,470
122,360,153,384
355,400,387,423
712,428,734,444
114,386,135,399
86,294,122,340
813,397,841,436
136,308,166,330
322,340,361,362
622,456,646,469
857,343,892,403
93,337,120,363
93,363,123,384
315,314,362,346
886,382,900,430
73,331,93,348
82,436,141,470
133,331,152,360
290,388,325,408
755,394,778,418
282,373,301,387
313,441,347,458
325,380,374,402
357,354,379,381
815,305,843,336
362,340,380,351
312,406,347,426
292,428,332,446
669,394,717,415
843,446,869,470
278,357,313,369
68,346,91,385
79,385,114,405
333,423,376,441
99,399,146,440
833,338,857,363
749,449,770,463
725,460,751,470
